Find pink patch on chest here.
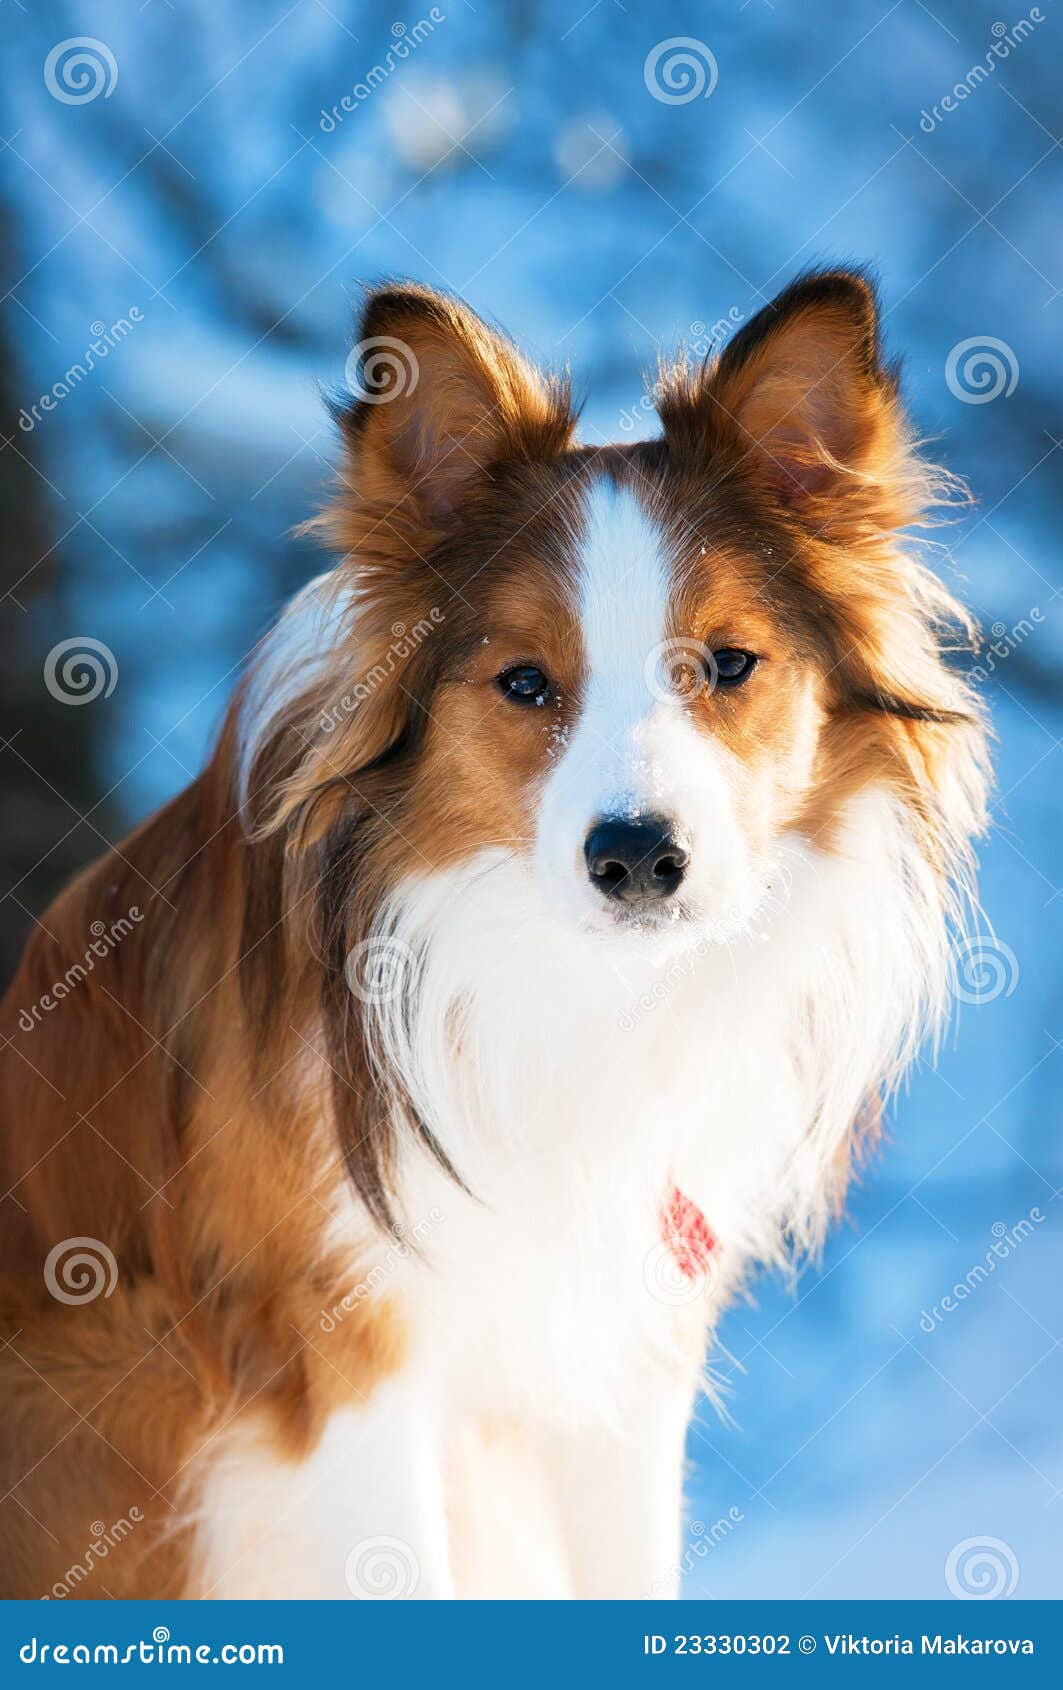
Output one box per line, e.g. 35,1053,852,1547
661,1185,717,1279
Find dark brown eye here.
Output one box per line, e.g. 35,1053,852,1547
711,649,757,687
498,664,551,706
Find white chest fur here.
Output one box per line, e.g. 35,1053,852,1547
354,786,940,1411
195,790,943,1597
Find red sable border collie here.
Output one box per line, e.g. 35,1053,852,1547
0,270,988,1599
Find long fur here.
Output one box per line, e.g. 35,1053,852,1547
0,269,989,1599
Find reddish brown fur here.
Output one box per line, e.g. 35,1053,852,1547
0,780,404,1597
0,271,987,1597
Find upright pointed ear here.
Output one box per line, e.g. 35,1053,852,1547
334,283,575,532
659,270,915,530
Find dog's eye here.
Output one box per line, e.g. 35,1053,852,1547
498,664,552,706
711,649,758,688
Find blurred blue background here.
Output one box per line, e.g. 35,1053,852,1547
2,1,1060,1599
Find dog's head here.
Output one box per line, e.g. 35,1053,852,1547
256,271,983,956
234,269,990,1227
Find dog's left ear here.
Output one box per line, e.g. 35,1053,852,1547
659,270,911,525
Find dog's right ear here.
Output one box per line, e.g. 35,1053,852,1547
332,284,575,536
259,291,571,850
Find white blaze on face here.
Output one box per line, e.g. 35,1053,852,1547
534,476,763,939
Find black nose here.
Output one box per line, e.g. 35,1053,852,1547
584,816,690,905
